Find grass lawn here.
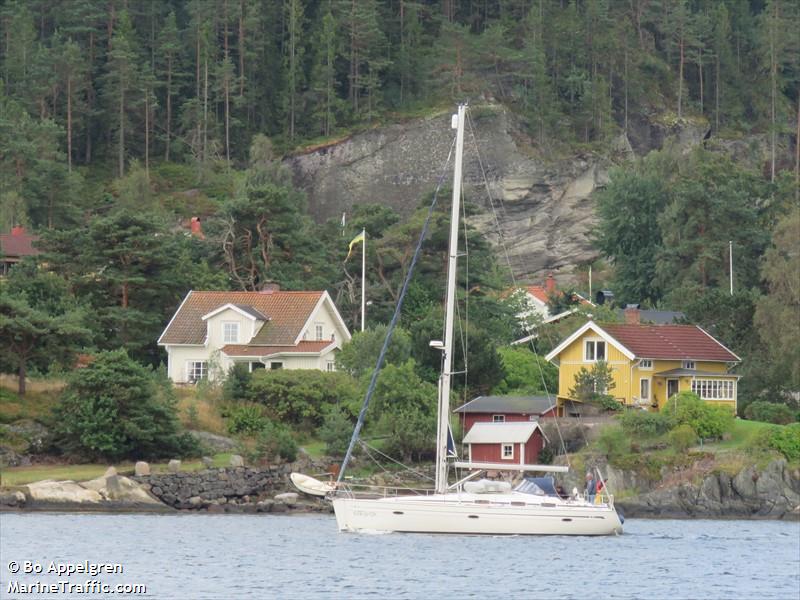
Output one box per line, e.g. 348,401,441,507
699,418,774,452
0,453,233,487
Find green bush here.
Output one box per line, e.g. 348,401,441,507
595,425,630,462
619,410,676,437
743,401,796,425
225,403,270,435
764,423,800,461
668,424,698,452
247,369,359,431
662,391,734,440
223,363,252,402
317,407,354,457
254,420,298,463
53,350,199,461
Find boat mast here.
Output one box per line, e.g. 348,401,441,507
435,104,466,494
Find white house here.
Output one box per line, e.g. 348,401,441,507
158,289,352,383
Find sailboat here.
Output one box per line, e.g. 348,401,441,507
327,105,623,535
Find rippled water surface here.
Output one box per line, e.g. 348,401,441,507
1,513,798,599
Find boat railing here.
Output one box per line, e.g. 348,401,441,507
331,482,439,500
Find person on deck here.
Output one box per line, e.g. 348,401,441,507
585,472,597,503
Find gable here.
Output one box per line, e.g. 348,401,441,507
545,321,635,363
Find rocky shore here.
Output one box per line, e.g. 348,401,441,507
0,461,330,515
2,457,798,521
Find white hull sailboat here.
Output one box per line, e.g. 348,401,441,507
333,492,622,536
327,104,623,536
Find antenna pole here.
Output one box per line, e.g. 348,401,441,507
729,240,733,296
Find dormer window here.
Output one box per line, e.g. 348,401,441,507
682,360,695,370
223,322,239,344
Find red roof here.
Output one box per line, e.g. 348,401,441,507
602,324,739,362
159,290,324,345
221,340,334,356
526,285,549,304
0,228,40,258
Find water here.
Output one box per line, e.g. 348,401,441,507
1,513,798,599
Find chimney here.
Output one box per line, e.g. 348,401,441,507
11,225,25,236
624,307,641,324
545,272,556,293
260,282,280,294
190,217,204,239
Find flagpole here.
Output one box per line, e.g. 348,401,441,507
361,228,366,331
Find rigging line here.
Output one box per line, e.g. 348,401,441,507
461,184,470,400
337,136,458,484
358,440,391,474
359,439,435,482
465,110,571,464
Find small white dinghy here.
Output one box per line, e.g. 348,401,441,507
290,472,334,497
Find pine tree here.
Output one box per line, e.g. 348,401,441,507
103,10,140,177
155,10,181,161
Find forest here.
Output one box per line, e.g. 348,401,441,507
0,0,798,424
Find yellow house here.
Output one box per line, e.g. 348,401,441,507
544,315,741,415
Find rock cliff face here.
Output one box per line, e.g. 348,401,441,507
285,104,705,284
613,459,800,520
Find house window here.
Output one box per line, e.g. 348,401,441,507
326,361,335,372
502,444,514,459
187,361,208,382
270,362,283,370
315,324,324,341
639,359,653,369
223,322,239,343
250,362,265,372
584,340,606,362
691,379,735,400
492,415,505,423
683,360,696,370
640,378,650,401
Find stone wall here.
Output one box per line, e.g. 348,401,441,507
134,466,300,512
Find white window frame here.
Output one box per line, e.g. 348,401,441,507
691,379,735,400
326,361,335,372
639,359,653,370
315,323,324,341
492,414,506,423
683,360,696,370
502,444,514,460
640,377,651,401
222,321,239,344
584,339,607,362
186,361,208,382
270,362,283,370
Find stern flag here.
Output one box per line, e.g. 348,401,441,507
345,230,365,261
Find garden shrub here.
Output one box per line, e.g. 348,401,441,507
254,420,298,463
247,369,359,431
225,403,270,435
223,363,252,402
662,391,734,440
317,407,353,457
743,401,796,425
595,425,631,462
762,423,800,462
668,424,698,452
619,409,676,437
